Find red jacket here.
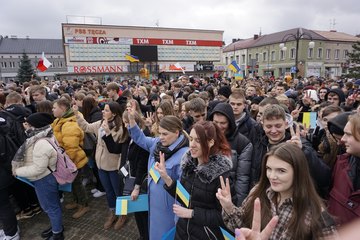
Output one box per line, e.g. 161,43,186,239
328,153,360,225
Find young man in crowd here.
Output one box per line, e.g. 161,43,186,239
209,102,253,205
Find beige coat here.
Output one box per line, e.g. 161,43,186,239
15,139,57,181
76,116,126,171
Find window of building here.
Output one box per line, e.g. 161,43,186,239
280,50,285,60
263,52,267,62
326,49,331,59
343,50,348,59
290,48,295,59
241,54,245,63
308,48,313,58
236,55,239,64
248,54,252,61
225,57,228,65
334,49,340,59
271,51,276,61
255,53,259,61
317,48,323,59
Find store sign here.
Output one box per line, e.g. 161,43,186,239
86,37,133,44
133,38,222,47
65,37,86,44
68,65,128,73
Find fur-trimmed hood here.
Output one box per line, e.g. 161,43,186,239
181,150,232,184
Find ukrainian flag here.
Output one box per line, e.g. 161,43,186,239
119,199,128,215
228,60,241,73
125,54,140,62
149,163,160,184
302,112,317,129
220,227,235,240
176,180,190,207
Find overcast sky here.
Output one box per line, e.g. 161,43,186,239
1,0,359,44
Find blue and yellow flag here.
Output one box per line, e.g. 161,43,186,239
220,227,235,240
228,60,241,73
125,54,139,62
302,112,317,129
176,180,190,207
118,199,128,215
149,163,160,184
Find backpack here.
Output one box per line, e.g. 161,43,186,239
1,111,27,147
44,137,78,185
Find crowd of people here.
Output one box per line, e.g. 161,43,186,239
0,74,360,240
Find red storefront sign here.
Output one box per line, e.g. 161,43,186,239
132,38,222,47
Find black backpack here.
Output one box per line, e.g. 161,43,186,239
0,111,27,147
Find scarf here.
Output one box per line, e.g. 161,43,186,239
153,134,188,163
12,125,53,164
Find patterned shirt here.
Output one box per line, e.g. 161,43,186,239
222,187,337,240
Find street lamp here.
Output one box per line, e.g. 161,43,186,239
279,28,315,77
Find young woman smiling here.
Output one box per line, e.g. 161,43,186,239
155,121,233,240
217,142,337,240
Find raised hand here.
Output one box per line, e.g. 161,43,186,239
287,123,302,149
144,111,154,127
290,104,303,120
72,104,79,115
216,176,234,214
235,198,278,240
154,151,167,177
101,119,111,135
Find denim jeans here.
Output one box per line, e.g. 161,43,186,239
0,187,18,237
98,169,121,209
33,174,63,233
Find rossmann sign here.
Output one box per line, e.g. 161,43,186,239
68,65,128,73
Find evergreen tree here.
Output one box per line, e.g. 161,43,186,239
346,41,360,79
16,52,35,83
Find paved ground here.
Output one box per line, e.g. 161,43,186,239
18,192,140,240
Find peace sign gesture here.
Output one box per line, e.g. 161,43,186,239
287,123,302,149
290,104,303,120
144,111,154,127
216,176,234,214
346,92,359,106
235,198,278,240
154,151,173,187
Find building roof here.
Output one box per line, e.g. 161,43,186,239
223,36,263,52
312,30,360,42
0,38,63,54
224,27,359,51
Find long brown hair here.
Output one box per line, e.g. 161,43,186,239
82,96,98,122
242,143,325,239
191,121,231,162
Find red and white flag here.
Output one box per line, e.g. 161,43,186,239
36,52,51,72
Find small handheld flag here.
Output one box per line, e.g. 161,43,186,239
149,163,160,184
228,60,241,73
176,180,190,207
37,52,52,72
220,227,235,240
302,112,317,129
119,199,128,215
125,54,139,62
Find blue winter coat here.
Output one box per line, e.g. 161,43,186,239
128,124,189,240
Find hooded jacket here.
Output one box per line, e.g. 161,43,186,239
208,103,253,205
325,89,346,105
165,151,232,240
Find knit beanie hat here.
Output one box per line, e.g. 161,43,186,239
26,113,54,128
218,86,232,99
327,112,352,135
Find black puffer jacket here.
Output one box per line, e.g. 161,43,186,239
208,103,253,205
0,117,14,189
235,109,258,145
165,151,232,240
